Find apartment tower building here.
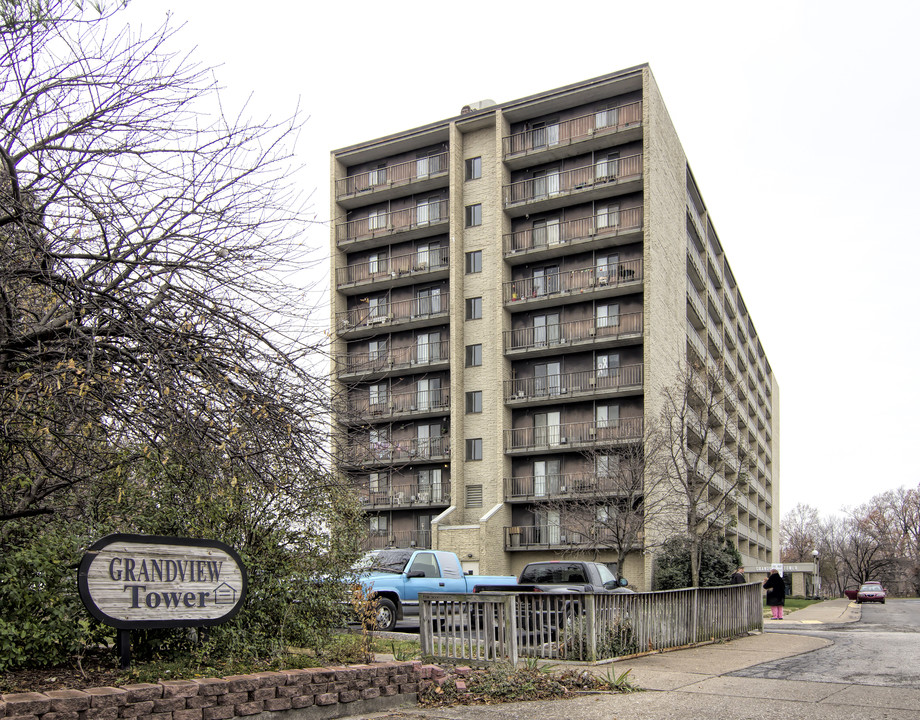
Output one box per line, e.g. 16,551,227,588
330,65,779,590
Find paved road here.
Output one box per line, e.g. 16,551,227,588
734,599,920,688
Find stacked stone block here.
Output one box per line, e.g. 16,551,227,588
0,662,431,720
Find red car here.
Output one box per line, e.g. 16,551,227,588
856,582,886,604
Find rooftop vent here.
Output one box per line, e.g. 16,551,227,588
461,99,496,114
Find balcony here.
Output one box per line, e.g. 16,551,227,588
363,530,431,551
687,279,706,328
502,101,642,169
344,386,450,423
505,524,618,551
357,481,451,510
687,190,705,240
504,207,643,262
503,154,643,216
504,259,642,310
504,311,643,357
335,199,449,250
686,322,706,362
336,247,449,294
336,151,449,208
504,364,643,405
342,436,450,467
336,292,450,338
504,472,639,502
336,340,449,379
504,417,644,454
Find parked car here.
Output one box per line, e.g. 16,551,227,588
474,560,632,595
856,582,886,604
356,549,517,630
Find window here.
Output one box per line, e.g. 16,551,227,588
466,484,483,507
466,439,483,461
415,286,441,316
465,204,482,227
596,404,620,429
418,469,442,502
466,297,482,319
534,411,561,445
368,251,386,275
465,250,482,273
595,253,619,284
596,352,620,379
595,104,619,130
465,344,482,367
533,313,561,346
368,383,387,408
408,552,439,578
416,332,440,364
465,157,482,180
368,339,386,360
367,208,386,230
596,203,620,230
595,152,620,181
417,422,442,458
369,515,388,533
533,459,561,496
532,217,560,247
367,296,387,321
597,303,620,329
596,454,620,478
533,265,560,296
417,197,441,226
369,163,387,186
535,362,561,396
417,378,441,411
465,391,482,414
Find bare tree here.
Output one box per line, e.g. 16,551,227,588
544,424,668,572
0,2,333,532
656,361,750,587
781,503,821,562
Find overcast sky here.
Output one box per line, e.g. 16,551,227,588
124,0,920,520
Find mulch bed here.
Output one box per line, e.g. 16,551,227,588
0,650,126,694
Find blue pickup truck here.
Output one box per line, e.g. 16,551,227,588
358,548,517,630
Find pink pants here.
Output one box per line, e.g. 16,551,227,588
770,605,783,619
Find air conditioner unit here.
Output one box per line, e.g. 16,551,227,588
588,377,596,387
589,428,597,438
516,390,525,398
558,437,568,444
588,328,596,336
559,486,567,492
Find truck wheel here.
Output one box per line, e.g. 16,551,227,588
375,598,397,631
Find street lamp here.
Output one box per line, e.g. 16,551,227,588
812,549,821,599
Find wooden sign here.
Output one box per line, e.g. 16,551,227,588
78,534,248,629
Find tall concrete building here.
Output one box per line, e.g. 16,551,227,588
329,65,779,590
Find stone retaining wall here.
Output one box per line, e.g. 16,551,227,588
0,662,445,720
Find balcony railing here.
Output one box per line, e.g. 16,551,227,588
346,387,450,419
503,101,642,160
336,340,449,376
337,292,450,332
336,246,449,289
337,151,449,200
336,199,449,245
357,482,451,508
504,364,642,402
504,259,642,304
505,206,643,257
686,322,706,361
504,311,642,353
503,154,643,208
504,472,637,501
505,524,617,549
505,417,644,453
343,436,450,466
363,530,431,551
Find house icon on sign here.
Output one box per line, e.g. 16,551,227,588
213,582,237,605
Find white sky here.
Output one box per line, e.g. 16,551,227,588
123,0,920,519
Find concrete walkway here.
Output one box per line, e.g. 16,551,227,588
349,599,920,720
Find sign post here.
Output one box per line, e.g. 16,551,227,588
79,534,248,669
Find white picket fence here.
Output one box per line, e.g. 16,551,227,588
419,583,763,664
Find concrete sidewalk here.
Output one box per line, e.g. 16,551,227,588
351,599,920,720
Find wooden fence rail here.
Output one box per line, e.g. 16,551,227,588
419,583,763,664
